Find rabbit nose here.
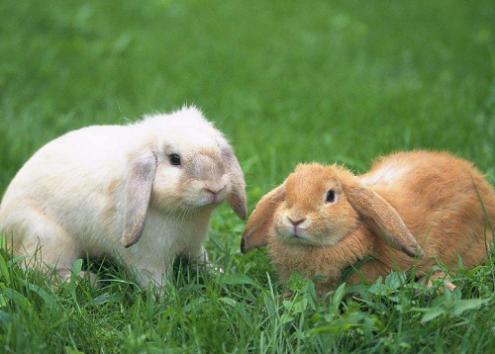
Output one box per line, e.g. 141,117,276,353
204,185,226,196
287,216,306,226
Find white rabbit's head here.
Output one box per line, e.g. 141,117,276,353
122,106,246,247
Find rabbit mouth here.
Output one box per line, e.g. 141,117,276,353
276,225,343,247
278,228,316,245
289,229,308,240
292,234,313,243
178,198,222,212
192,200,222,210
182,193,226,209
284,235,312,244
204,194,225,206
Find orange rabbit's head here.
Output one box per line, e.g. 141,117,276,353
273,164,359,247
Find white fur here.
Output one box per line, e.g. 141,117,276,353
0,106,243,287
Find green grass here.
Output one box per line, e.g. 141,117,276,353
1,0,495,352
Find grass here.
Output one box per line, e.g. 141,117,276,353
1,0,495,352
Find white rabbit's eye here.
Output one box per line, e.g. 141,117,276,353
326,189,336,203
169,153,181,166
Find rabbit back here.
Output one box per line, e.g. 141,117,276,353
0,125,137,254
362,151,495,270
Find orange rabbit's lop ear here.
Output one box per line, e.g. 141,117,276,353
343,180,424,258
241,183,286,253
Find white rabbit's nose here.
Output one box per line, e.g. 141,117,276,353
204,185,226,197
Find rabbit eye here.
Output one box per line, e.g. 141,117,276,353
326,189,336,203
169,153,181,166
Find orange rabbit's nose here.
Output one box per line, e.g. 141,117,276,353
287,217,306,226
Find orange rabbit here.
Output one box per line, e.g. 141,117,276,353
241,151,495,294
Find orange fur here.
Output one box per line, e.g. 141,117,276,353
242,151,495,294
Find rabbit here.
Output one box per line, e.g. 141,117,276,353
0,106,247,288
241,151,495,294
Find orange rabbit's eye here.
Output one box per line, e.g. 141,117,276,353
326,190,336,203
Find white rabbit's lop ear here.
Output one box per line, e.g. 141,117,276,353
220,144,247,220
121,151,157,248
343,180,424,258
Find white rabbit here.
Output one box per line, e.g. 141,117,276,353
0,106,247,287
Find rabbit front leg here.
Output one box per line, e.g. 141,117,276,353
183,244,225,274
125,252,171,288
344,259,390,286
186,244,209,264
133,266,169,288
418,271,456,291
124,246,173,288
58,269,99,287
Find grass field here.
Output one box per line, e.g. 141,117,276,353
1,0,495,353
